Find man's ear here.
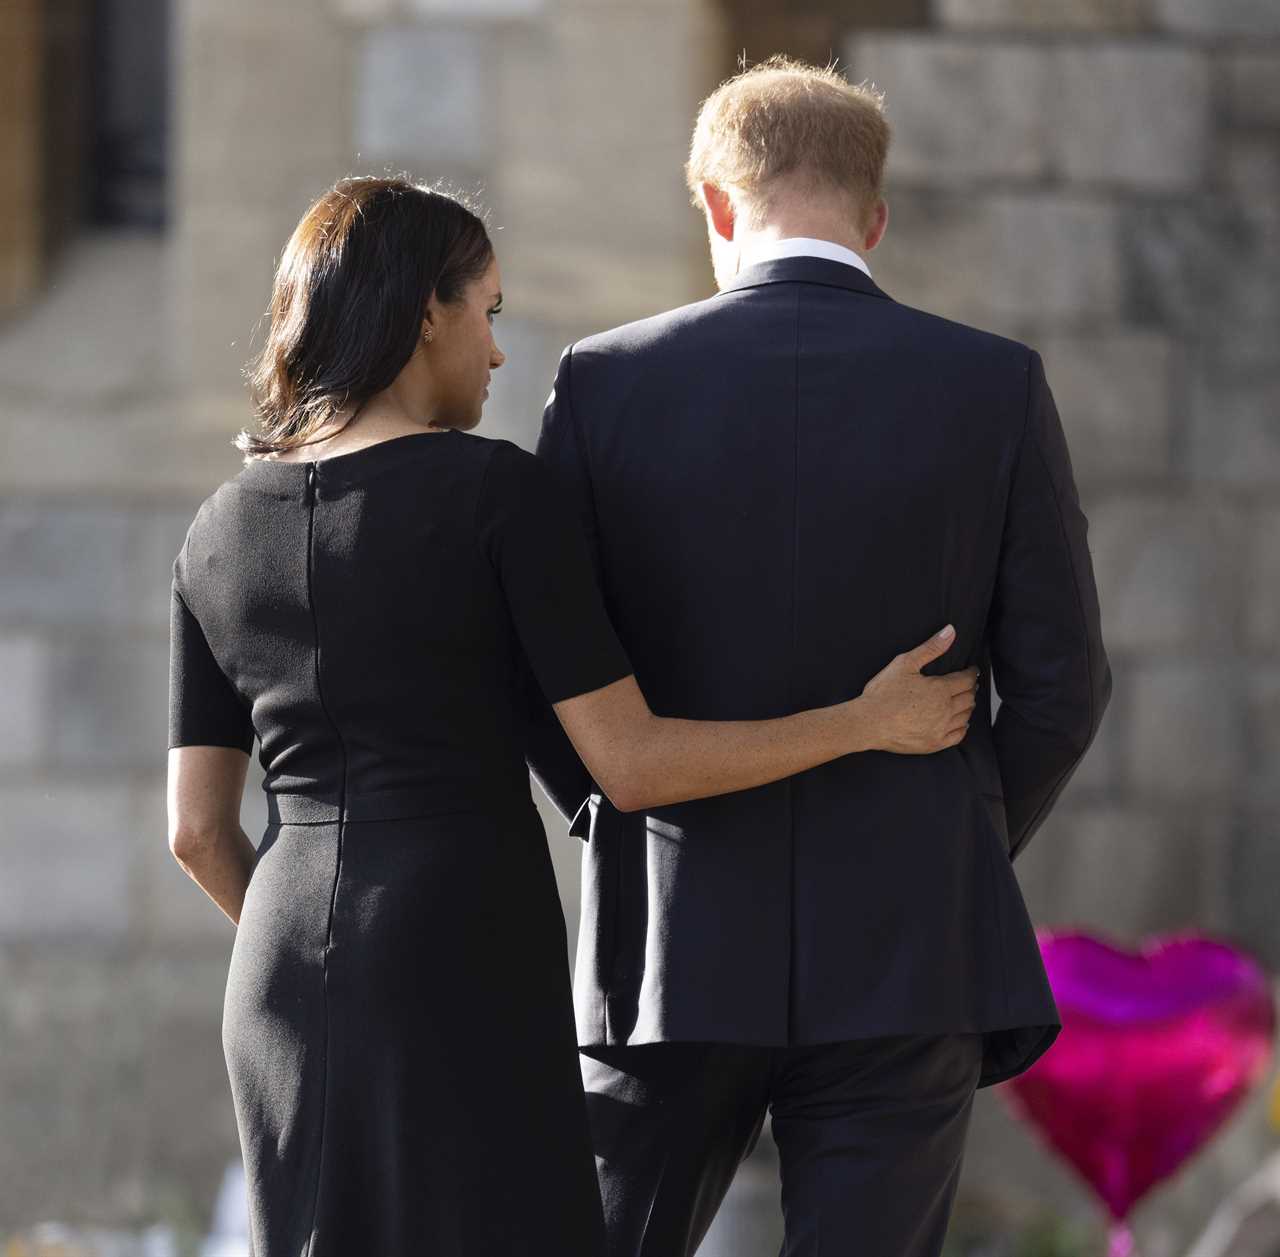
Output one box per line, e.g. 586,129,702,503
863,197,889,252
700,182,736,244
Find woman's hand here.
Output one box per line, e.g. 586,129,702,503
552,624,979,813
854,625,979,755
167,745,257,925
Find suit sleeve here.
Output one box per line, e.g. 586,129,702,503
989,349,1112,861
168,545,255,753
525,345,612,832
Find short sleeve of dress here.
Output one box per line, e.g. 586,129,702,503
477,441,633,705
168,548,255,752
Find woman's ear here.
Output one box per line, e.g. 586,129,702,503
421,290,446,345
421,298,438,346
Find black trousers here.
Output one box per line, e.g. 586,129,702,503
579,1033,985,1257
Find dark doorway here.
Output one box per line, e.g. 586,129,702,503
89,0,169,228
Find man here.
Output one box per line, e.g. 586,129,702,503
528,55,1112,1257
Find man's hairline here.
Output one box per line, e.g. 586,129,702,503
688,172,881,233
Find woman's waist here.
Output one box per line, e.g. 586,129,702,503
263,777,536,826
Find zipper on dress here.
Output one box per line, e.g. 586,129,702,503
301,453,344,1251
302,458,348,946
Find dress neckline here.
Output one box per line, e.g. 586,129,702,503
247,428,456,467
237,428,461,496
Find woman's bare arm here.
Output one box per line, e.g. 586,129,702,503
167,745,256,925
554,625,978,813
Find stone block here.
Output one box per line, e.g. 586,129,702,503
0,502,135,629
0,405,248,499
1123,205,1280,371
1089,497,1243,651
846,34,1210,195
843,35,1049,181
1223,134,1280,200
493,4,719,326
408,0,543,15
1043,721,1114,799
493,197,709,331
1244,508,1280,652
1155,0,1280,36
174,11,351,399
332,0,399,17
1017,805,1224,938
1039,330,1174,482
355,25,492,165
935,0,1151,28
1127,662,1242,798
173,202,304,400
1051,45,1210,191
1245,671,1280,805
0,233,175,406
981,190,1124,322
0,784,134,939
875,190,1123,328
518,5,720,161
0,634,50,767
1188,369,1280,489
48,637,171,770
1224,52,1280,128
1226,807,1280,971
176,15,350,201
1065,696,1121,795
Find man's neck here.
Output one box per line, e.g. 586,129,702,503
738,224,865,257
735,231,872,278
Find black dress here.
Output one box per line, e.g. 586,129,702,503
167,430,632,1257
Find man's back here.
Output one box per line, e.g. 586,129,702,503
535,254,1111,1089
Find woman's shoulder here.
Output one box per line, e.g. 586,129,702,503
171,469,263,570
462,435,571,537
458,432,554,492
454,430,535,466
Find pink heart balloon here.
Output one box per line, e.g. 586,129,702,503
1002,930,1275,1223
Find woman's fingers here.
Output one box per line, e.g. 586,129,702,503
941,666,979,696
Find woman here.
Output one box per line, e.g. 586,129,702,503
166,175,977,1257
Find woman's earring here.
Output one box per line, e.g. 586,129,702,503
422,328,434,344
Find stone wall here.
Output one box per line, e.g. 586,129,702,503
844,2,1280,1248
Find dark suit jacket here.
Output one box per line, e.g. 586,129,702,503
528,255,1112,1088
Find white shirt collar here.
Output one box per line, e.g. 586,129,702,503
739,236,873,279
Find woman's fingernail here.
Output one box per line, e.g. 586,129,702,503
938,624,954,639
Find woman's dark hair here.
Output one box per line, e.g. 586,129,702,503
235,176,493,457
